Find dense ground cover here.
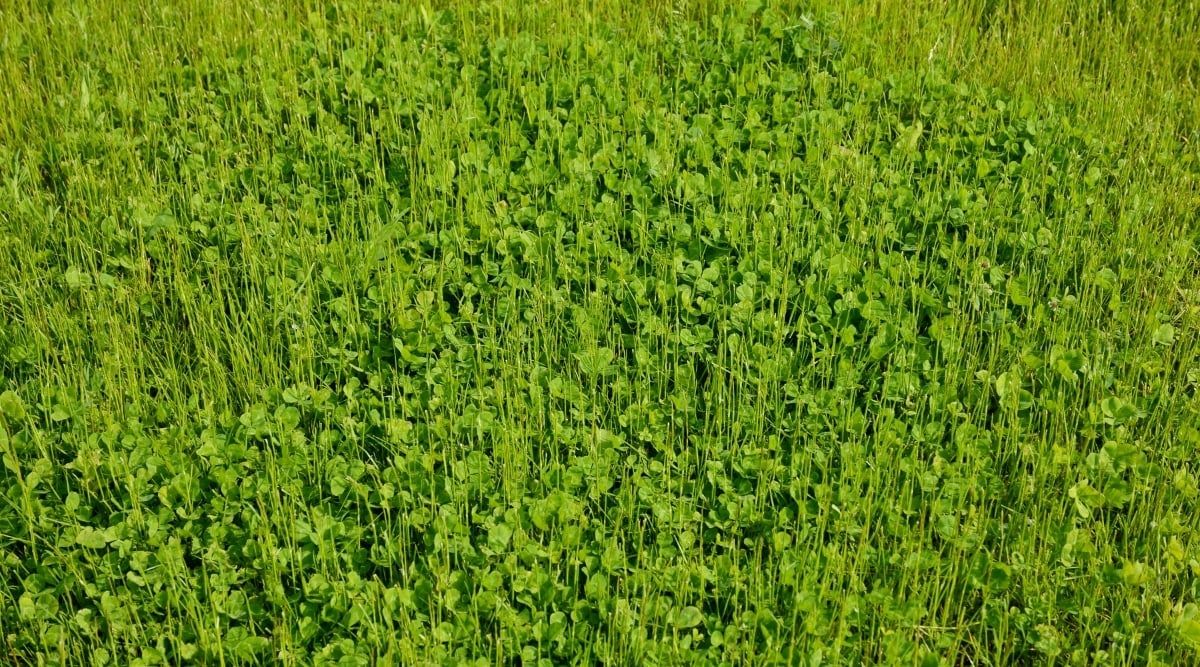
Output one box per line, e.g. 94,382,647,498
2,0,1199,664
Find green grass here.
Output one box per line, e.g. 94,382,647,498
2,0,1199,664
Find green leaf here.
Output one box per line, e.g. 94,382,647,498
1100,396,1140,425
575,347,615,378
976,156,993,179
275,405,301,431
869,323,897,360
488,522,513,552
18,593,36,621
17,591,58,622
1119,560,1152,586
75,527,109,550
1092,268,1118,290
994,371,1020,402
1055,348,1085,375
1177,604,1200,648
989,563,1013,591
226,627,272,660
1006,276,1033,307
936,514,958,540
675,606,705,629
0,390,26,421
1102,440,1142,467
1069,480,1106,518
1103,478,1132,508
1152,323,1175,346
64,266,92,290
896,122,923,153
